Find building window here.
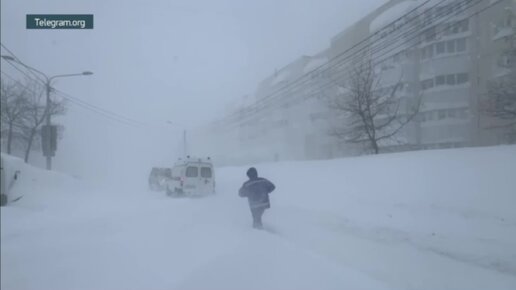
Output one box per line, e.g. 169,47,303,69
432,73,469,88
420,108,472,123
445,19,469,36
421,79,434,90
393,52,400,63
446,74,456,85
458,19,469,32
425,27,436,42
435,75,446,86
418,113,425,122
446,40,456,53
436,42,445,54
457,73,469,84
443,22,451,35
426,45,434,58
459,108,469,119
456,38,466,52
421,112,427,121
433,38,467,57
421,46,433,60
436,6,447,18
452,22,460,34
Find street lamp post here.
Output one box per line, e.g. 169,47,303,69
167,121,188,157
1,55,93,170
183,129,187,157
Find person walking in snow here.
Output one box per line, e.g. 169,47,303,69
238,167,275,229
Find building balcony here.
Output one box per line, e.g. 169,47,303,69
492,26,514,41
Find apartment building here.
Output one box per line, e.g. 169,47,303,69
328,0,515,151
191,0,515,166
190,51,334,166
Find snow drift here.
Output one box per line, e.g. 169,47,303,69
1,145,516,290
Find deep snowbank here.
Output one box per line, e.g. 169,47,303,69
1,153,87,207
1,146,516,290
218,145,516,289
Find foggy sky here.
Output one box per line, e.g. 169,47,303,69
1,0,386,185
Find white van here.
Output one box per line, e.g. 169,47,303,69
166,156,215,197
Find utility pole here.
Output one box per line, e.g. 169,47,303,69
183,129,187,157
45,82,52,170
166,121,188,158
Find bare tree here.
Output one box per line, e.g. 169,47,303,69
329,60,419,154
0,79,30,154
18,81,66,163
484,71,516,122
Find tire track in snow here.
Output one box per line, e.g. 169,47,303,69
264,206,516,290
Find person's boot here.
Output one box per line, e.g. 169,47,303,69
253,221,263,230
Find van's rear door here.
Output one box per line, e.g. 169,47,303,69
198,165,214,194
183,165,199,192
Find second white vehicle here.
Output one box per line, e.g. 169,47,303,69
166,156,215,197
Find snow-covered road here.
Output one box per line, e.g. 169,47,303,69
2,146,516,290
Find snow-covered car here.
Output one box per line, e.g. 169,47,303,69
166,156,215,197
1,154,23,206
148,167,172,191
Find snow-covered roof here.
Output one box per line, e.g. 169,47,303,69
254,56,313,99
224,94,256,115
303,57,328,74
370,1,418,33
420,101,469,111
174,156,213,166
271,69,291,85
337,86,351,94
494,67,513,78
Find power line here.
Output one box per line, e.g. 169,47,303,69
53,88,148,127
2,59,47,87
294,0,484,99
1,70,45,97
1,43,153,128
308,0,497,98
243,0,463,114
1,70,145,128
0,43,48,85
231,0,472,120
224,0,483,130
224,0,494,128
223,0,440,121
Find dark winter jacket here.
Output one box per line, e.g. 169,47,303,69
238,177,275,209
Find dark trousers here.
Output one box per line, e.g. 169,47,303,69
250,207,265,228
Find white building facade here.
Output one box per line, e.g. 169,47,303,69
191,0,516,166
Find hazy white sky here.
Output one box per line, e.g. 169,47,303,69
1,0,386,184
